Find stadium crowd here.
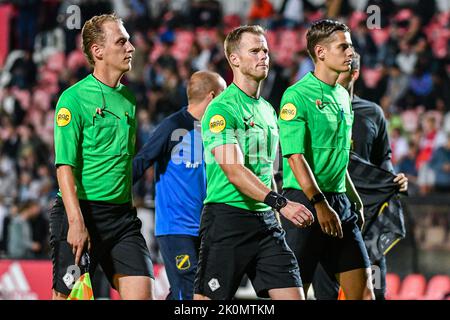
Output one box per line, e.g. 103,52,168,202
0,0,449,261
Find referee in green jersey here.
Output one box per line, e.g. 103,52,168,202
194,25,313,300
278,20,374,300
49,14,154,300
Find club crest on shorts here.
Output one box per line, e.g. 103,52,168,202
209,114,226,133
56,107,72,127
208,278,220,292
175,254,191,270
280,103,297,121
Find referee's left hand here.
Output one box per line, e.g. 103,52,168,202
280,201,314,228
394,173,408,192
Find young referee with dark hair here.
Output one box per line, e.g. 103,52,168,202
278,19,375,300
313,51,408,300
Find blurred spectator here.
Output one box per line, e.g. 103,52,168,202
191,40,213,71
149,66,188,122
0,151,17,202
277,0,304,28
191,0,223,28
155,40,178,75
352,20,378,67
383,64,410,110
414,0,438,26
127,31,152,108
128,0,153,32
14,0,41,51
137,109,156,149
17,124,49,167
396,39,418,75
8,51,36,90
428,133,450,193
7,201,45,259
0,117,20,159
33,27,65,66
1,86,26,126
395,141,420,194
0,196,7,255
18,171,40,203
247,0,275,27
34,164,56,209
416,115,440,170
0,204,17,256
391,127,410,165
293,49,314,81
207,31,229,78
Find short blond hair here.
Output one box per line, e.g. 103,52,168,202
81,13,123,66
224,25,265,62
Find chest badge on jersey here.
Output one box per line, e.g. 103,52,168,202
56,107,72,127
209,115,226,133
175,254,191,270
280,103,297,121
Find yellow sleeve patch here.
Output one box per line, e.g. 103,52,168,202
56,107,72,127
280,103,297,121
209,114,226,133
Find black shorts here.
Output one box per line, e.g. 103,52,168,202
49,196,154,296
194,203,302,299
281,189,370,284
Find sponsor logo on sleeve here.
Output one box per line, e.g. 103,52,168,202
209,114,226,133
56,107,72,127
280,103,297,121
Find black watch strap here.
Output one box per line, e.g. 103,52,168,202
264,191,288,211
309,193,325,206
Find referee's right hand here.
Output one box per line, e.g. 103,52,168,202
315,201,343,239
280,201,314,228
67,219,91,266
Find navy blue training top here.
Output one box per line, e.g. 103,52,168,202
133,107,206,236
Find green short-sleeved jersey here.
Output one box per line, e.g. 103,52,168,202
54,74,136,204
278,72,353,192
201,83,279,211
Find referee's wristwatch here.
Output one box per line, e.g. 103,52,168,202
264,191,288,211
309,192,325,207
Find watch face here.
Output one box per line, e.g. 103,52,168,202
276,197,287,207
311,193,324,204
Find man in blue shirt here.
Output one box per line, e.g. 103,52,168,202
133,71,226,299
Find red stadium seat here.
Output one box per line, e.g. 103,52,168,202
385,273,401,300
46,52,65,72
195,28,218,48
265,30,278,53
370,28,390,46
396,274,427,300
149,42,164,63
423,275,450,300
172,29,195,62
348,11,367,30
400,109,420,133
360,66,383,89
223,14,241,33
67,50,87,72
274,29,305,67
